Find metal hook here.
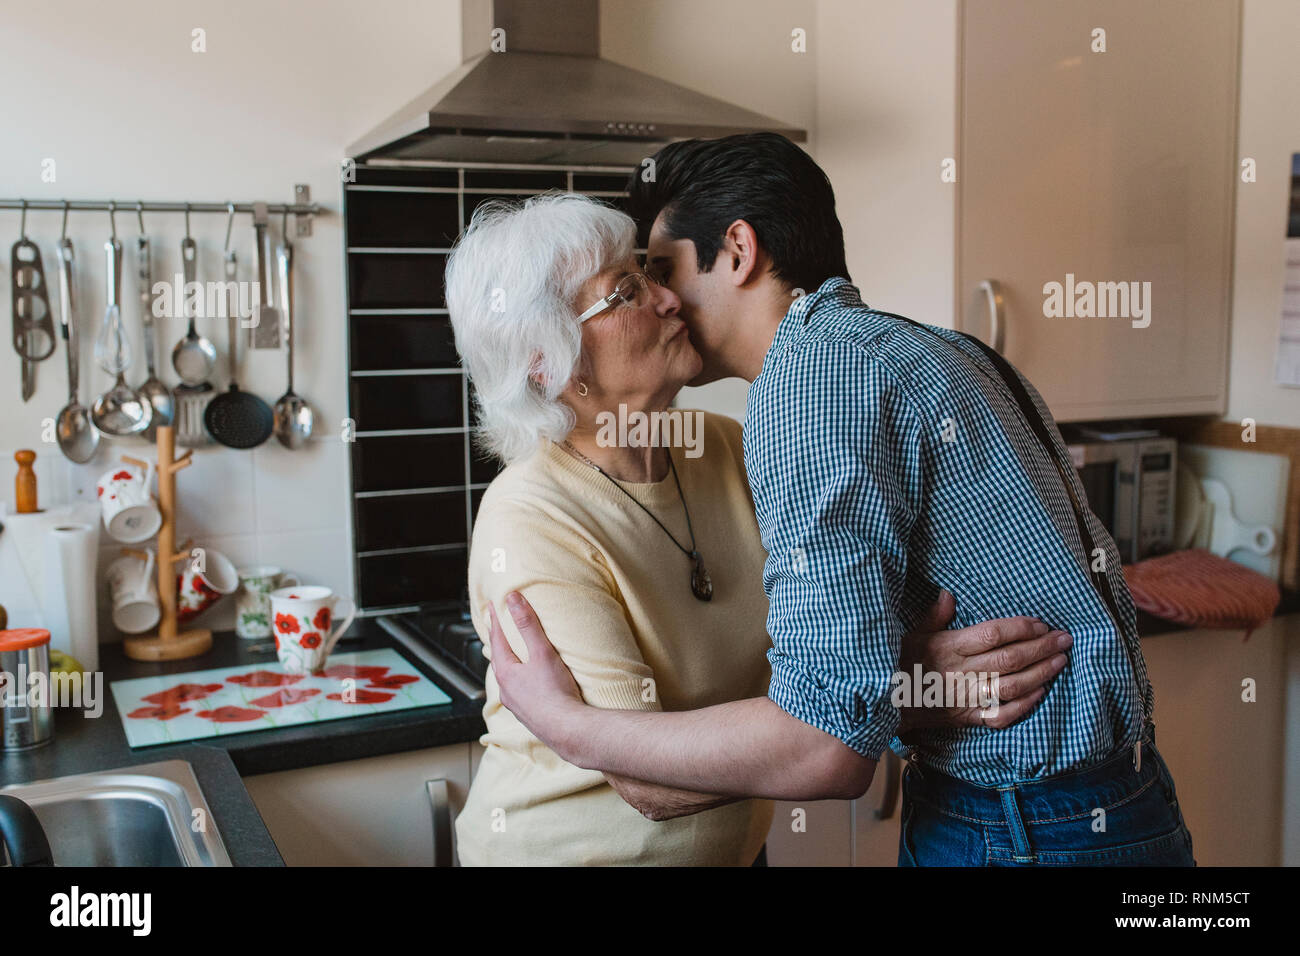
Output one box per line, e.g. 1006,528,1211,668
108,200,117,239
224,202,235,252
184,202,191,238
136,201,146,235
19,199,27,240
61,201,69,241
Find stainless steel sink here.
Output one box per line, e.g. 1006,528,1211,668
1,760,231,866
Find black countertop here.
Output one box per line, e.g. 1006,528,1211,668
0,619,487,866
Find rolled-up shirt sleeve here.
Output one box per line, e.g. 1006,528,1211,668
746,339,925,758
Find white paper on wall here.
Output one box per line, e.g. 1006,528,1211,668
1276,154,1300,388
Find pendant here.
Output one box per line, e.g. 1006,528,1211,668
690,551,713,602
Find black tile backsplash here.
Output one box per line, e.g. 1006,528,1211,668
350,315,459,370
572,173,633,192
355,491,467,552
347,253,447,310
349,375,462,431
351,433,466,492
357,548,468,608
464,169,569,190
345,161,633,610
346,191,461,248
469,447,501,484
351,166,460,188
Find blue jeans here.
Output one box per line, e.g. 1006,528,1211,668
898,725,1195,866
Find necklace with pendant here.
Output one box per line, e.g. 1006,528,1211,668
561,440,713,602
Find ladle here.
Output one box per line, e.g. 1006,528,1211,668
272,228,313,449
53,221,100,463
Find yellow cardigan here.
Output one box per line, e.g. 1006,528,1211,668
455,412,775,865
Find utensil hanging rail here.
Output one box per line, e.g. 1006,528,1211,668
0,198,321,216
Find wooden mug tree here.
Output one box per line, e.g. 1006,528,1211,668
123,425,213,661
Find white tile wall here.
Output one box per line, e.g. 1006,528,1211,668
253,528,354,611
3,435,351,647
0,0,466,645
250,438,350,536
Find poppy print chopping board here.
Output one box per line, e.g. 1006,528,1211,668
109,649,452,748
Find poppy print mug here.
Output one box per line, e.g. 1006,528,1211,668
176,548,240,624
269,585,356,674
97,463,162,543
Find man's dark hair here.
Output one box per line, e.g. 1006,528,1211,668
626,132,850,292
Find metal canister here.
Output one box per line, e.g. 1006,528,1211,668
0,628,54,751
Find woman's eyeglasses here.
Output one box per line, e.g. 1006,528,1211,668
576,272,655,323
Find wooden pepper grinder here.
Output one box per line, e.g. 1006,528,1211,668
14,450,38,513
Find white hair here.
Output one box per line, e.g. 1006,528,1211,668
445,192,636,464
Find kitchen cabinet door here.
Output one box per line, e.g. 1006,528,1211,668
959,0,1239,421
1137,614,1293,866
764,754,902,866
765,798,853,867
243,743,472,866
853,753,904,866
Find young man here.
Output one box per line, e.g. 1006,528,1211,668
487,133,1195,866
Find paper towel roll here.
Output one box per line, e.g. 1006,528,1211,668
43,522,99,672
0,510,69,626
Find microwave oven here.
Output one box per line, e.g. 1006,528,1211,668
1064,431,1177,564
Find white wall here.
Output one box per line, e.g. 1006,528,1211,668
602,0,959,418
601,0,817,421
1226,0,1300,429
816,0,958,329
0,0,466,640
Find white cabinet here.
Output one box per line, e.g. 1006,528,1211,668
765,797,852,867
764,754,902,867
959,0,1240,421
243,743,472,866
1138,614,1294,866
853,754,904,866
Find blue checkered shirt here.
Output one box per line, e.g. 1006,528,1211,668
744,277,1153,784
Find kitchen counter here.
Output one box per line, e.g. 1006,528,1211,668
4,592,1293,866
0,619,487,866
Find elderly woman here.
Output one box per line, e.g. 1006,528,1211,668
445,193,1061,866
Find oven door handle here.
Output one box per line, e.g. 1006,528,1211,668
427,778,454,867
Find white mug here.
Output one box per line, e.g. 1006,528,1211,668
269,585,356,674
106,550,160,634
97,463,162,543
234,566,300,639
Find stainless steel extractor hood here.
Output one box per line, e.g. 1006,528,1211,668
346,0,807,167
